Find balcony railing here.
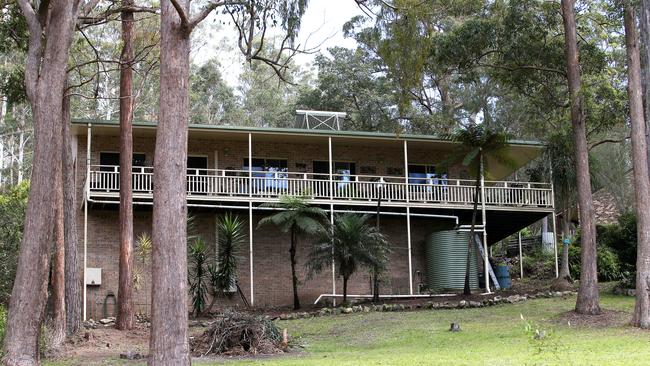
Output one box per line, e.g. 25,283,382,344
88,165,553,209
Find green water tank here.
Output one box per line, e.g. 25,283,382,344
425,230,479,291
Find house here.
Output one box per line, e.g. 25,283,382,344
70,114,556,319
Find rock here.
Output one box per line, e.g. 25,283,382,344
342,307,353,314
363,306,370,312
120,351,145,360
458,300,468,308
493,296,502,303
469,301,482,308
279,313,289,320
99,318,114,325
627,289,637,297
449,322,461,332
506,295,520,304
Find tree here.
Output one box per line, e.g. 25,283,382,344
151,1,308,362
116,0,136,332
258,195,327,309
451,124,512,295
206,212,245,313
623,2,650,328
560,0,601,315
5,1,96,362
307,213,390,305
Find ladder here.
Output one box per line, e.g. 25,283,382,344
475,234,500,290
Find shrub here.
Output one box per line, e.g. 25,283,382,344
522,249,556,280
568,242,622,282
0,182,29,304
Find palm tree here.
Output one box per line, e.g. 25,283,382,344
450,124,513,295
258,195,327,310
307,213,390,305
206,212,245,313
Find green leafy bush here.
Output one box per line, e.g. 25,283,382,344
522,249,556,280
568,242,622,281
0,182,29,304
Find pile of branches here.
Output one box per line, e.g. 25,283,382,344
190,311,286,356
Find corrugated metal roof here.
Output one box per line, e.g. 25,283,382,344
70,118,544,147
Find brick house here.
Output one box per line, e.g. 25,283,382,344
71,116,556,319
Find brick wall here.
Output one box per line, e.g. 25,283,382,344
76,131,464,318
80,206,441,318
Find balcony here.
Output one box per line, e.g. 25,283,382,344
87,165,554,211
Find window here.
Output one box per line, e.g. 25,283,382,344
187,156,208,175
313,161,356,180
243,158,288,170
99,152,146,172
408,164,436,175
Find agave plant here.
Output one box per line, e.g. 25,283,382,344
188,237,209,317
205,213,246,313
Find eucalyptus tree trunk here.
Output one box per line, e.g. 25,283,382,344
63,91,81,336
624,5,650,329
50,168,66,349
149,0,192,363
560,0,601,315
290,225,300,310
639,0,650,169
116,0,135,331
4,1,81,363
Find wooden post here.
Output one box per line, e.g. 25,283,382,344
249,201,254,306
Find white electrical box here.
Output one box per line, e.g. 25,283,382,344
86,268,102,286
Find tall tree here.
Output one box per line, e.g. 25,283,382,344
560,0,600,315
624,2,650,328
5,0,95,363
151,1,308,362
116,0,136,331
49,165,66,349
451,124,512,295
62,89,81,336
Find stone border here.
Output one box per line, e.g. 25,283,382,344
612,287,636,297
276,291,576,321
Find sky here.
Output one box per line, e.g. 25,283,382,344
192,0,368,88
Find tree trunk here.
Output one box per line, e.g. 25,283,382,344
50,169,66,349
116,0,135,331
464,161,482,296
560,0,601,315
639,0,650,171
149,0,192,363
624,5,650,329
559,209,572,280
290,225,300,310
62,90,81,336
343,276,348,305
4,1,80,363
373,191,381,302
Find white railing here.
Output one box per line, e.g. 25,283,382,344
88,165,553,209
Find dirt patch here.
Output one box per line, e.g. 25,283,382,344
555,309,630,328
51,324,150,364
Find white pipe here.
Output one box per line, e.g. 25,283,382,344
86,198,460,222
549,161,559,278
84,123,91,321
314,293,456,305
403,140,413,295
328,137,335,307
249,201,254,305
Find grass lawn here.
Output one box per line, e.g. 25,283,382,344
204,292,650,366
45,291,650,366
